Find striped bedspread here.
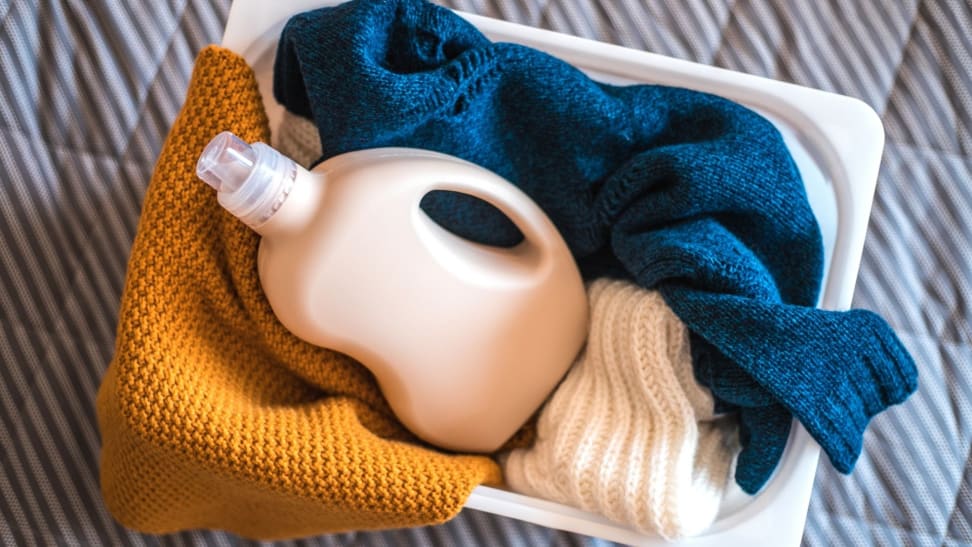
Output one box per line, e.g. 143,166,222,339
1,1,969,545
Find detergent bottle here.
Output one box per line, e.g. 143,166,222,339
196,131,588,453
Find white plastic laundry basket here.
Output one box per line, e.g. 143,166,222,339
220,2,885,545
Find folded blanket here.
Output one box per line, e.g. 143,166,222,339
502,279,739,539
273,0,918,493
97,45,501,540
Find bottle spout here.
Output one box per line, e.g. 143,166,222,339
196,131,257,193
196,131,297,230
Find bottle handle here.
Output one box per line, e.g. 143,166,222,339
415,163,563,268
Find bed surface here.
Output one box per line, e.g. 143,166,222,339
1,1,969,545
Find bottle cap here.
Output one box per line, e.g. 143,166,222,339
196,131,256,193
196,131,296,229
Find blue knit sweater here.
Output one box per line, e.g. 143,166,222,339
272,0,918,493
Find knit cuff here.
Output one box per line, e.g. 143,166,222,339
806,309,918,473
659,286,918,482
733,404,792,494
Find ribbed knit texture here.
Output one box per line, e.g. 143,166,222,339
95,45,502,540
502,279,738,539
276,109,323,168
272,0,918,493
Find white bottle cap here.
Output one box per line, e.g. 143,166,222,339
196,131,296,229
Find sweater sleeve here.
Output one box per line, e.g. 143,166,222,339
606,117,917,492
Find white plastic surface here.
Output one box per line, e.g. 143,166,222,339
244,143,589,454
221,2,885,545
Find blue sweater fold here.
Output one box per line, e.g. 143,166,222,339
272,0,918,493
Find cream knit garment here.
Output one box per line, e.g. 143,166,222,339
502,279,739,539
274,109,323,167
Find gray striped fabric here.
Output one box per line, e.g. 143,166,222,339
0,1,968,546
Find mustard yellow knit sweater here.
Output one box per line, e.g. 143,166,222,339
96,46,502,540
